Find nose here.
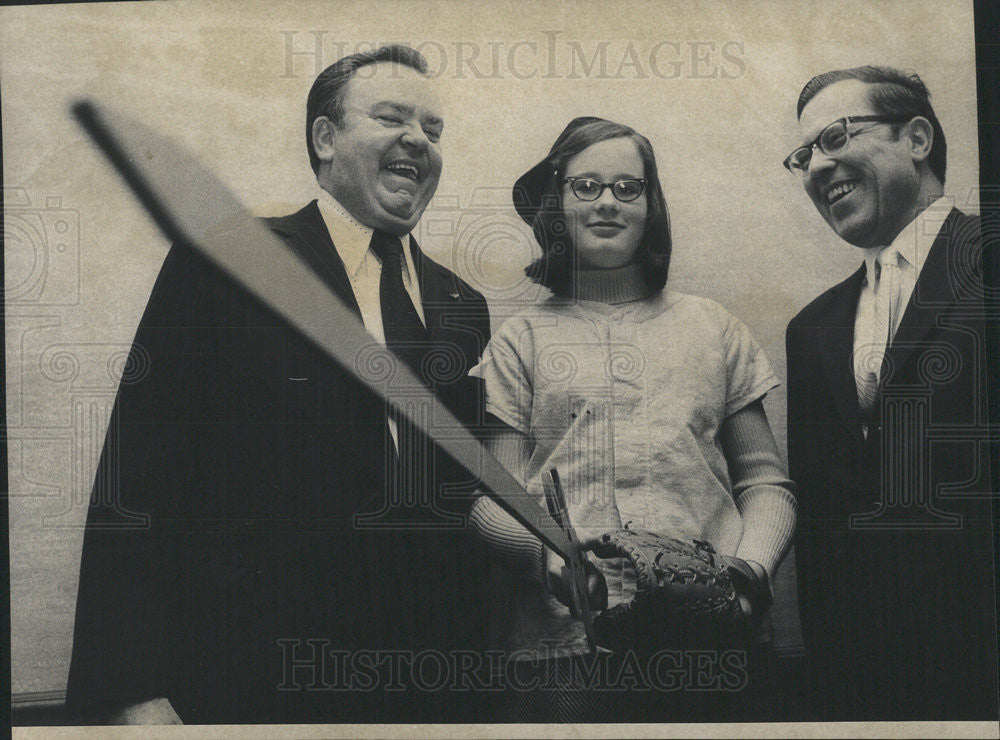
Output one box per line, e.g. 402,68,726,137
593,186,620,210
805,144,836,181
400,121,430,150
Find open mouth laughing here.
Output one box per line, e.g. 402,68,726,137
824,180,858,206
384,160,421,182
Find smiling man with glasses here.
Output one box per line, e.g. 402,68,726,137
783,66,997,721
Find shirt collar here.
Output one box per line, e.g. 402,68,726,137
861,195,951,283
315,188,411,280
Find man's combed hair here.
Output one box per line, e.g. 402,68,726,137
797,65,947,184
306,45,429,174
523,120,672,297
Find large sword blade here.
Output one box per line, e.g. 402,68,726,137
71,98,575,562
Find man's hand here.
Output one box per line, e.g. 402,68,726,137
107,697,183,725
543,546,608,615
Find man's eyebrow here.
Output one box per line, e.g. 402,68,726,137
370,101,410,113
370,101,442,122
800,116,843,143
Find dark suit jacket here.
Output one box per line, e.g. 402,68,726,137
65,201,493,724
787,208,998,720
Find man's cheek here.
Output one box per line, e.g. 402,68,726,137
807,190,827,217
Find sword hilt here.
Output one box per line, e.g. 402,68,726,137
542,469,597,655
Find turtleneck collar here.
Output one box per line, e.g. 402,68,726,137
571,262,653,304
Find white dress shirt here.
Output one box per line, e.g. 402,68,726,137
315,189,426,447
853,196,951,417
315,189,426,337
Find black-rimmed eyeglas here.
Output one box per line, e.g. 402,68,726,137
561,177,647,202
783,115,910,175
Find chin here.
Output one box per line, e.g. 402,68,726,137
824,211,874,248
832,223,876,248
380,202,422,227
831,228,864,247
583,257,631,270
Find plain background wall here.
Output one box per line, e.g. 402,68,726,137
3,0,980,701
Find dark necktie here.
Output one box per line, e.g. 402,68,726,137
368,229,430,384
363,230,433,522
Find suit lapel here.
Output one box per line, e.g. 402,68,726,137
818,266,867,430
407,236,485,433
266,200,363,320
409,236,459,343
268,214,466,365
883,208,969,378
270,207,462,346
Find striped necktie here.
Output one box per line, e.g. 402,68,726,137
856,250,900,419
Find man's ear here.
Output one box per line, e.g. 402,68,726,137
311,116,337,163
905,116,934,164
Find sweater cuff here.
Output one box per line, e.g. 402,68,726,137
734,484,797,584
469,495,545,584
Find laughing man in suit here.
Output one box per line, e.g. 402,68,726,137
66,44,492,725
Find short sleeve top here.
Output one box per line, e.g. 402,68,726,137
471,289,779,655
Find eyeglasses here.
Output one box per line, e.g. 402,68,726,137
783,115,910,175
561,177,647,202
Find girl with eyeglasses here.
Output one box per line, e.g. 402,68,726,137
469,117,797,722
